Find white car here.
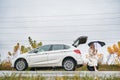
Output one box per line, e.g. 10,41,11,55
12,36,87,71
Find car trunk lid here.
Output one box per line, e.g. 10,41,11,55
72,36,88,47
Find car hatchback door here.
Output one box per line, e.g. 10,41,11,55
72,36,88,47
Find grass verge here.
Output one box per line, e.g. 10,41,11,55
0,74,120,80
0,64,120,71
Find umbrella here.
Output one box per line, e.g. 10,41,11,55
88,41,105,47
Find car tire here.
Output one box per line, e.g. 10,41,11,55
15,59,27,71
63,58,75,71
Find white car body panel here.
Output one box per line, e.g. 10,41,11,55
11,44,84,69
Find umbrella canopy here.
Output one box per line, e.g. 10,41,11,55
88,41,105,47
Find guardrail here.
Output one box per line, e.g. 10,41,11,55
0,71,120,77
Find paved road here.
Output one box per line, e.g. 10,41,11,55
0,71,120,78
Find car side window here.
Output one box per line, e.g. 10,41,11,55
37,45,51,52
64,45,70,49
29,44,70,53
29,45,51,53
52,44,65,51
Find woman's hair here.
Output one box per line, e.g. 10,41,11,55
90,43,95,48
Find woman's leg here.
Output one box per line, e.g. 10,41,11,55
94,66,98,71
93,58,98,71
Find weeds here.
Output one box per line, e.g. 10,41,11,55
0,64,120,71
0,74,120,80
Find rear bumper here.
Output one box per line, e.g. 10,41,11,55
75,55,84,65
77,59,84,65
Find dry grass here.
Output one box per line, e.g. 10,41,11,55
0,62,120,71
77,64,120,71
0,74,120,80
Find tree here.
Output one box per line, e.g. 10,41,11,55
8,36,43,55
107,41,120,65
28,36,42,49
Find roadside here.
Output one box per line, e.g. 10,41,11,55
0,71,120,80
0,64,120,71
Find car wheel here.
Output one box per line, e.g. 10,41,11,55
15,59,27,71
63,58,75,71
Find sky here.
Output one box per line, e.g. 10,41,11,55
0,0,120,63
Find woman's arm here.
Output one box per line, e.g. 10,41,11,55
93,49,97,55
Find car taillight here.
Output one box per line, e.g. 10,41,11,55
74,49,81,54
